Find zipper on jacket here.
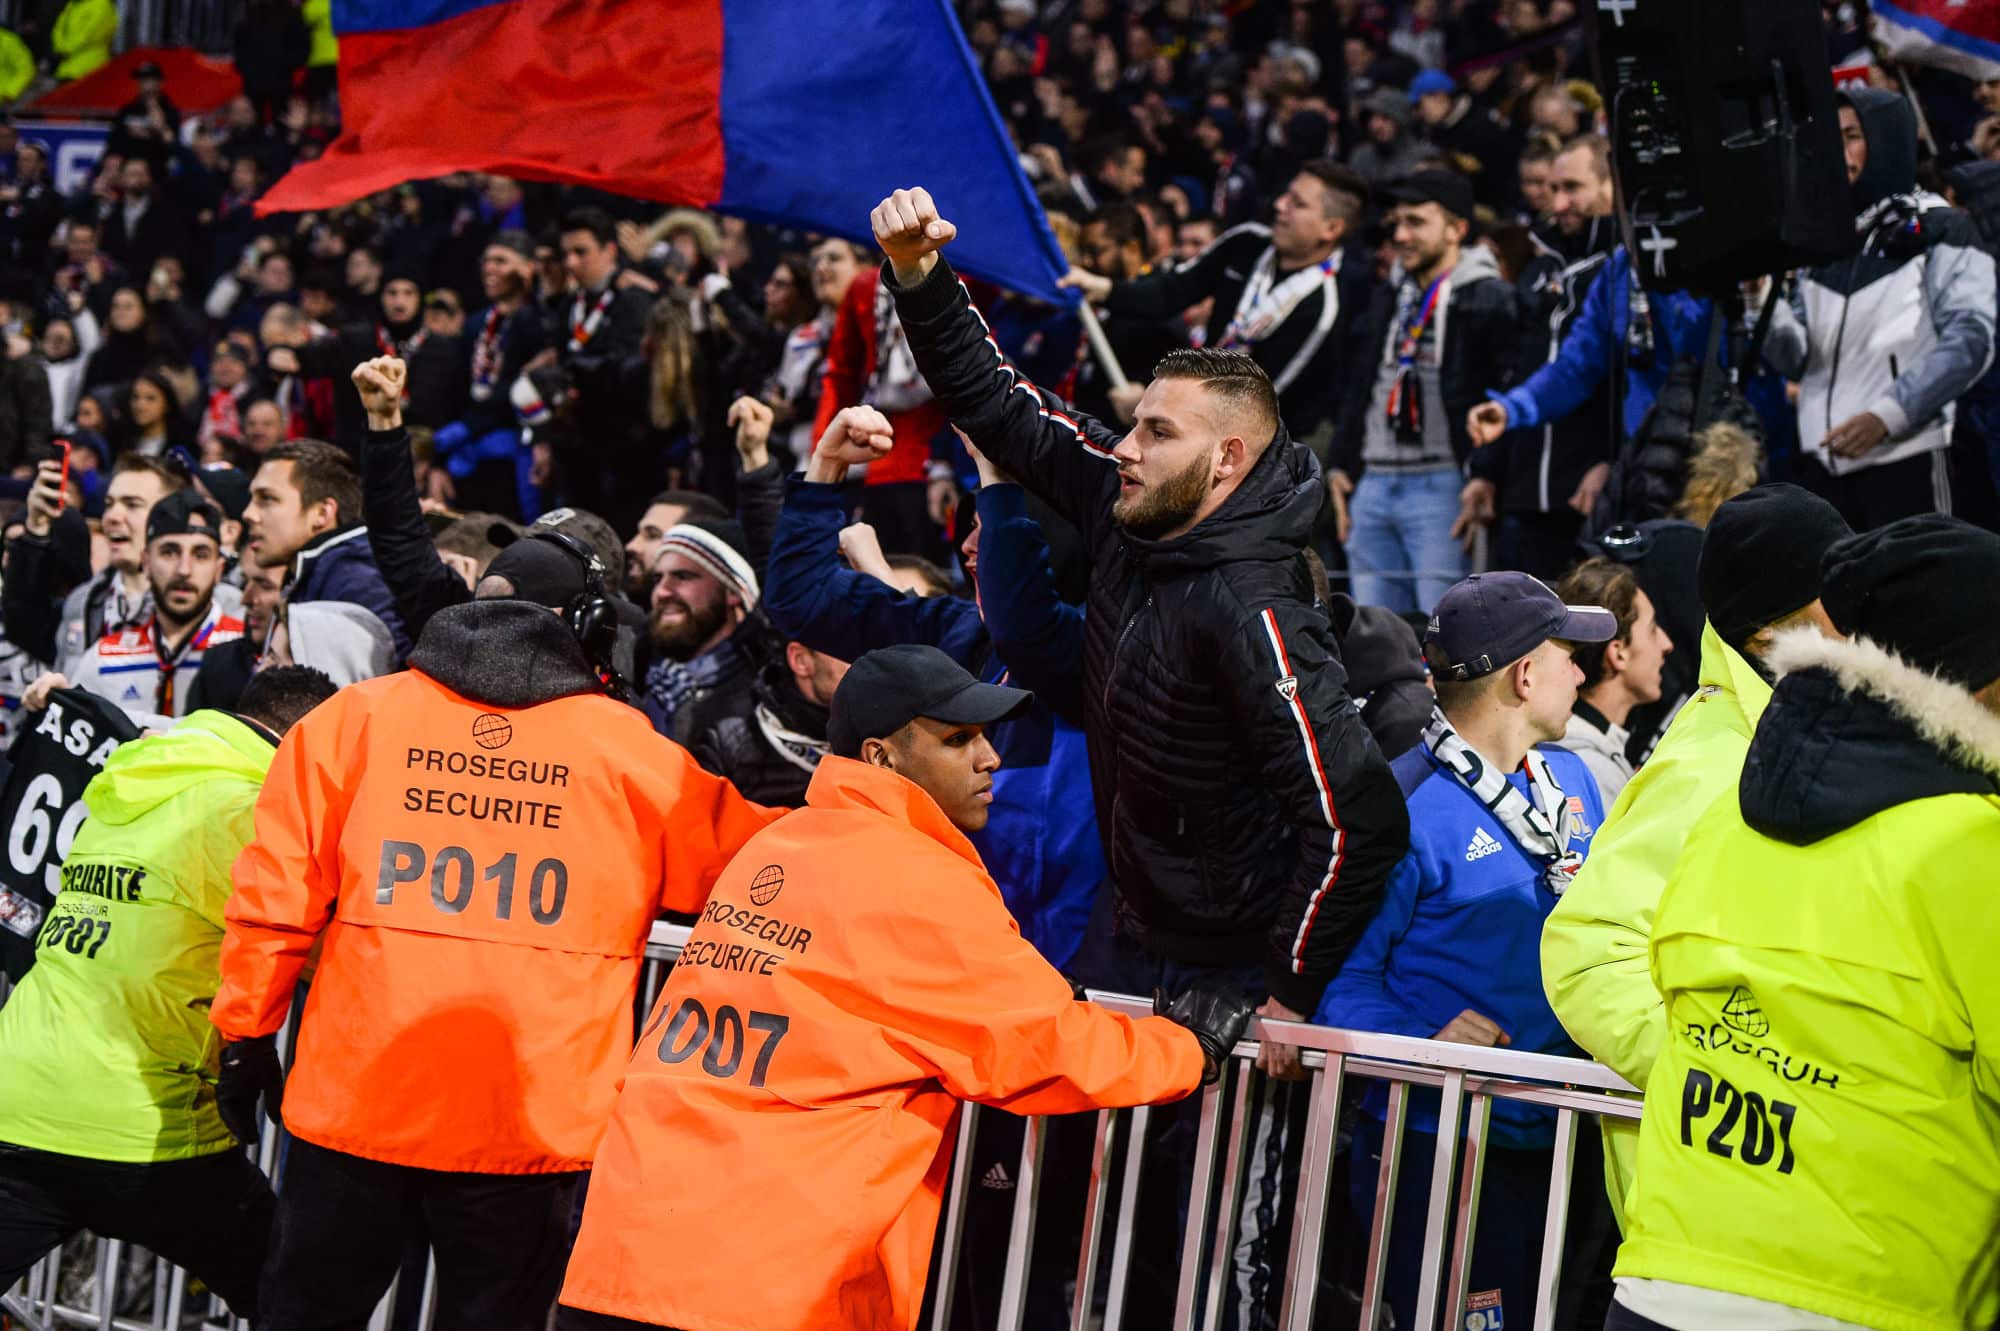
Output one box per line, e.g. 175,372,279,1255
1889,353,1900,379
1824,284,1850,446
1102,595,1154,710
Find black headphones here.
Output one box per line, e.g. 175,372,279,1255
529,529,623,690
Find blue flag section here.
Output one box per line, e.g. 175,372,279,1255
714,0,1072,304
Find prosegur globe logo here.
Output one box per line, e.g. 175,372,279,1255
472,714,513,750
1721,986,1769,1038
749,864,784,906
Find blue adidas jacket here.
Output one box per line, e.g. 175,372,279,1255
1315,738,1605,1149
762,476,1103,967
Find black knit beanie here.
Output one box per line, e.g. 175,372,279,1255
1820,515,2000,692
1697,484,1852,663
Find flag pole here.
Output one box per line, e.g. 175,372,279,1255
1076,302,1130,392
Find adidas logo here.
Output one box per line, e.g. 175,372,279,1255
1464,827,1504,862
981,1162,1013,1191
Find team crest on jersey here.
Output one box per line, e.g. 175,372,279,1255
1565,794,1592,837
1274,675,1298,702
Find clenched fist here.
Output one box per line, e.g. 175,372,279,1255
352,356,408,430
807,405,896,484
870,188,958,285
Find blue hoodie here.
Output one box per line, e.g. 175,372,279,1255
1315,737,1605,1148
761,477,1103,967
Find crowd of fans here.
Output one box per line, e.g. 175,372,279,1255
1,0,1999,1327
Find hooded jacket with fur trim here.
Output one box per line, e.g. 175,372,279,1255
1613,628,2000,1331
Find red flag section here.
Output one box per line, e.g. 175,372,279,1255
260,0,724,215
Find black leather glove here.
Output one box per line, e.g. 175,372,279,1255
216,1034,285,1144
1156,979,1255,1085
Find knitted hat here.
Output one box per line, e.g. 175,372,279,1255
1697,483,1852,661
657,519,759,611
1819,515,2000,692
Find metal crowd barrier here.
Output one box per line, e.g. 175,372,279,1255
3,920,1640,1331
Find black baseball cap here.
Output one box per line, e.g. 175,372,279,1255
827,645,1033,758
488,506,621,585
480,536,589,610
1380,169,1475,222
1425,571,1617,681
195,464,251,522
146,489,224,544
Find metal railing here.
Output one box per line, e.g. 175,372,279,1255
3,920,1639,1331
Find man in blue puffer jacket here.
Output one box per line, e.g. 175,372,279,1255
763,403,1105,1331
762,405,1103,971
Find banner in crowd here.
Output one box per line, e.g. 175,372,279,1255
258,0,1073,304
11,120,109,196
1872,0,2000,82
0,689,140,981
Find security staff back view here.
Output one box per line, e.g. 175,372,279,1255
558,646,1250,1331
1610,518,2000,1331
214,364,783,1331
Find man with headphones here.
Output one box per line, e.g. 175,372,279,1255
211,363,786,1328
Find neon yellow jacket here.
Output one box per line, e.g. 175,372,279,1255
1541,621,1771,1229
301,0,338,70
51,0,116,82
0,712,274,1162
1615,630,2000,1330
0,28,35,102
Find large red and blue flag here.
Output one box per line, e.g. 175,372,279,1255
260,0,1071,302
1872,0,2000,82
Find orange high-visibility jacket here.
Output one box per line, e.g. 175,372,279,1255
210,669,782,1174
560,756,1203,1331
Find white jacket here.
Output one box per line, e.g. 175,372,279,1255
1766,190,1996,476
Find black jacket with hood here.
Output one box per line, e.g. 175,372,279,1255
1740,630,2000,846
890,257,1409,1013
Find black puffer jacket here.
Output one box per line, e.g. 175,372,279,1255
681,631,830,808
892,258,1409,1013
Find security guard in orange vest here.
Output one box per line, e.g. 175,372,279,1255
557,644,1254,1331
212,359,784,1331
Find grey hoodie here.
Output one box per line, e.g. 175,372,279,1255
283,602,396,688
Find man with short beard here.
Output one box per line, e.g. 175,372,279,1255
1487,135,1621,579
638,518,765,744
875,187,1408,1328
24,490,245,727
